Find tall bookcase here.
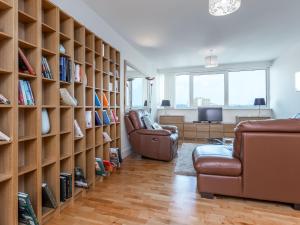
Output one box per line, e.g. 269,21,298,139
0,0,122,224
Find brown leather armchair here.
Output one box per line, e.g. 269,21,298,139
193,119,300,209
125,110,178,161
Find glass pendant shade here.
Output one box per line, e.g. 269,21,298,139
209,0,241,16
205,55,218,68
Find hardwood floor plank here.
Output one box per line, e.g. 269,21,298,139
46,154,300,225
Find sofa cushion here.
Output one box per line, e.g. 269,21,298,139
193,145,242,177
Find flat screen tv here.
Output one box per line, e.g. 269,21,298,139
198,107,223,123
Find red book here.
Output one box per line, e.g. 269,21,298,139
18,48,35,75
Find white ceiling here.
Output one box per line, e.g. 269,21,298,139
83,0,300,69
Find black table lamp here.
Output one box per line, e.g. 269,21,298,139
161,100,171,107
254,98,266,117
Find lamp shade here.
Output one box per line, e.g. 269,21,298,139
161,100,171,107
254,98,266,106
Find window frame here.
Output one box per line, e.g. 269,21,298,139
174,68,269,109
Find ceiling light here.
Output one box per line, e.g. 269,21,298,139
205,51,218,68
209,0,241,16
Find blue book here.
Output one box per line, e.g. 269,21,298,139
22,80,32,105
95,93,102,107
63,57,66,81
95,111,102,126
59,57,63,81
102,110,110,125
26,81,35,105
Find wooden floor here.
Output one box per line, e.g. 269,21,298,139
46,154,300,225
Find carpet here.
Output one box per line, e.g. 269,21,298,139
174,143,199,176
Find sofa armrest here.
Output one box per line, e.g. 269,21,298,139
136,129,171,136
160,125,178,133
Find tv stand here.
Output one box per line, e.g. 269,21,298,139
183,122,236,143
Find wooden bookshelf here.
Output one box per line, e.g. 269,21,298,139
0,0,122,224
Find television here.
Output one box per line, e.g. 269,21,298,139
198,107,223,123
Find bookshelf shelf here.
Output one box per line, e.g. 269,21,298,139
18,10,37,23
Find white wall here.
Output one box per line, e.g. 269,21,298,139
50,0,156,158
270,43,300,118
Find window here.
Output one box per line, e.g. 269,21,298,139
131,78,145,107
193,74,224,106
175,75,190,108
228,70,266,106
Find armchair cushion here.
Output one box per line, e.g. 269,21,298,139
193,145,242,177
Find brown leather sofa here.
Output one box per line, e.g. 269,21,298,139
193,119,300,209
125,110,178,161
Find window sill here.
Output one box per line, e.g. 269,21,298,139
157,107,272,111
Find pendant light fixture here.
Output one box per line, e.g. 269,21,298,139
209,0,241,16
205,50,218,68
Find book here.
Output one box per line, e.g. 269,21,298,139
103,132,112,143
74,120,84,138
85,111,92,128
103,160,113,172
59,44,66,54
60,56,72,82
102,110,110,125
110,110,115,123
18,192,39,225
95,158,107,176
102,93,109,107
111,110,119,122
115,80,119,92
74,64,81,82
42,183,58,209
109,82,113,92
95,92,102,107
60,172,72,199
18,48,35,75
59,88,77,106
0,131,10,142
25,80,35,105
102,43,105,57
110,148,121,168
18,80,35,105
95,111,102,126
115,70,119,78
74,167,88,188
41,57,53,79
0,94,10,104
60,176,67,202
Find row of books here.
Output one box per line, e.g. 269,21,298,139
60,56,72,82
95,148,122,176
18,80,35,105
60,172,72,202
41,56,53,79
86,109,118,128
18,171,83,224
18,183,58,225
95,92,109,108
